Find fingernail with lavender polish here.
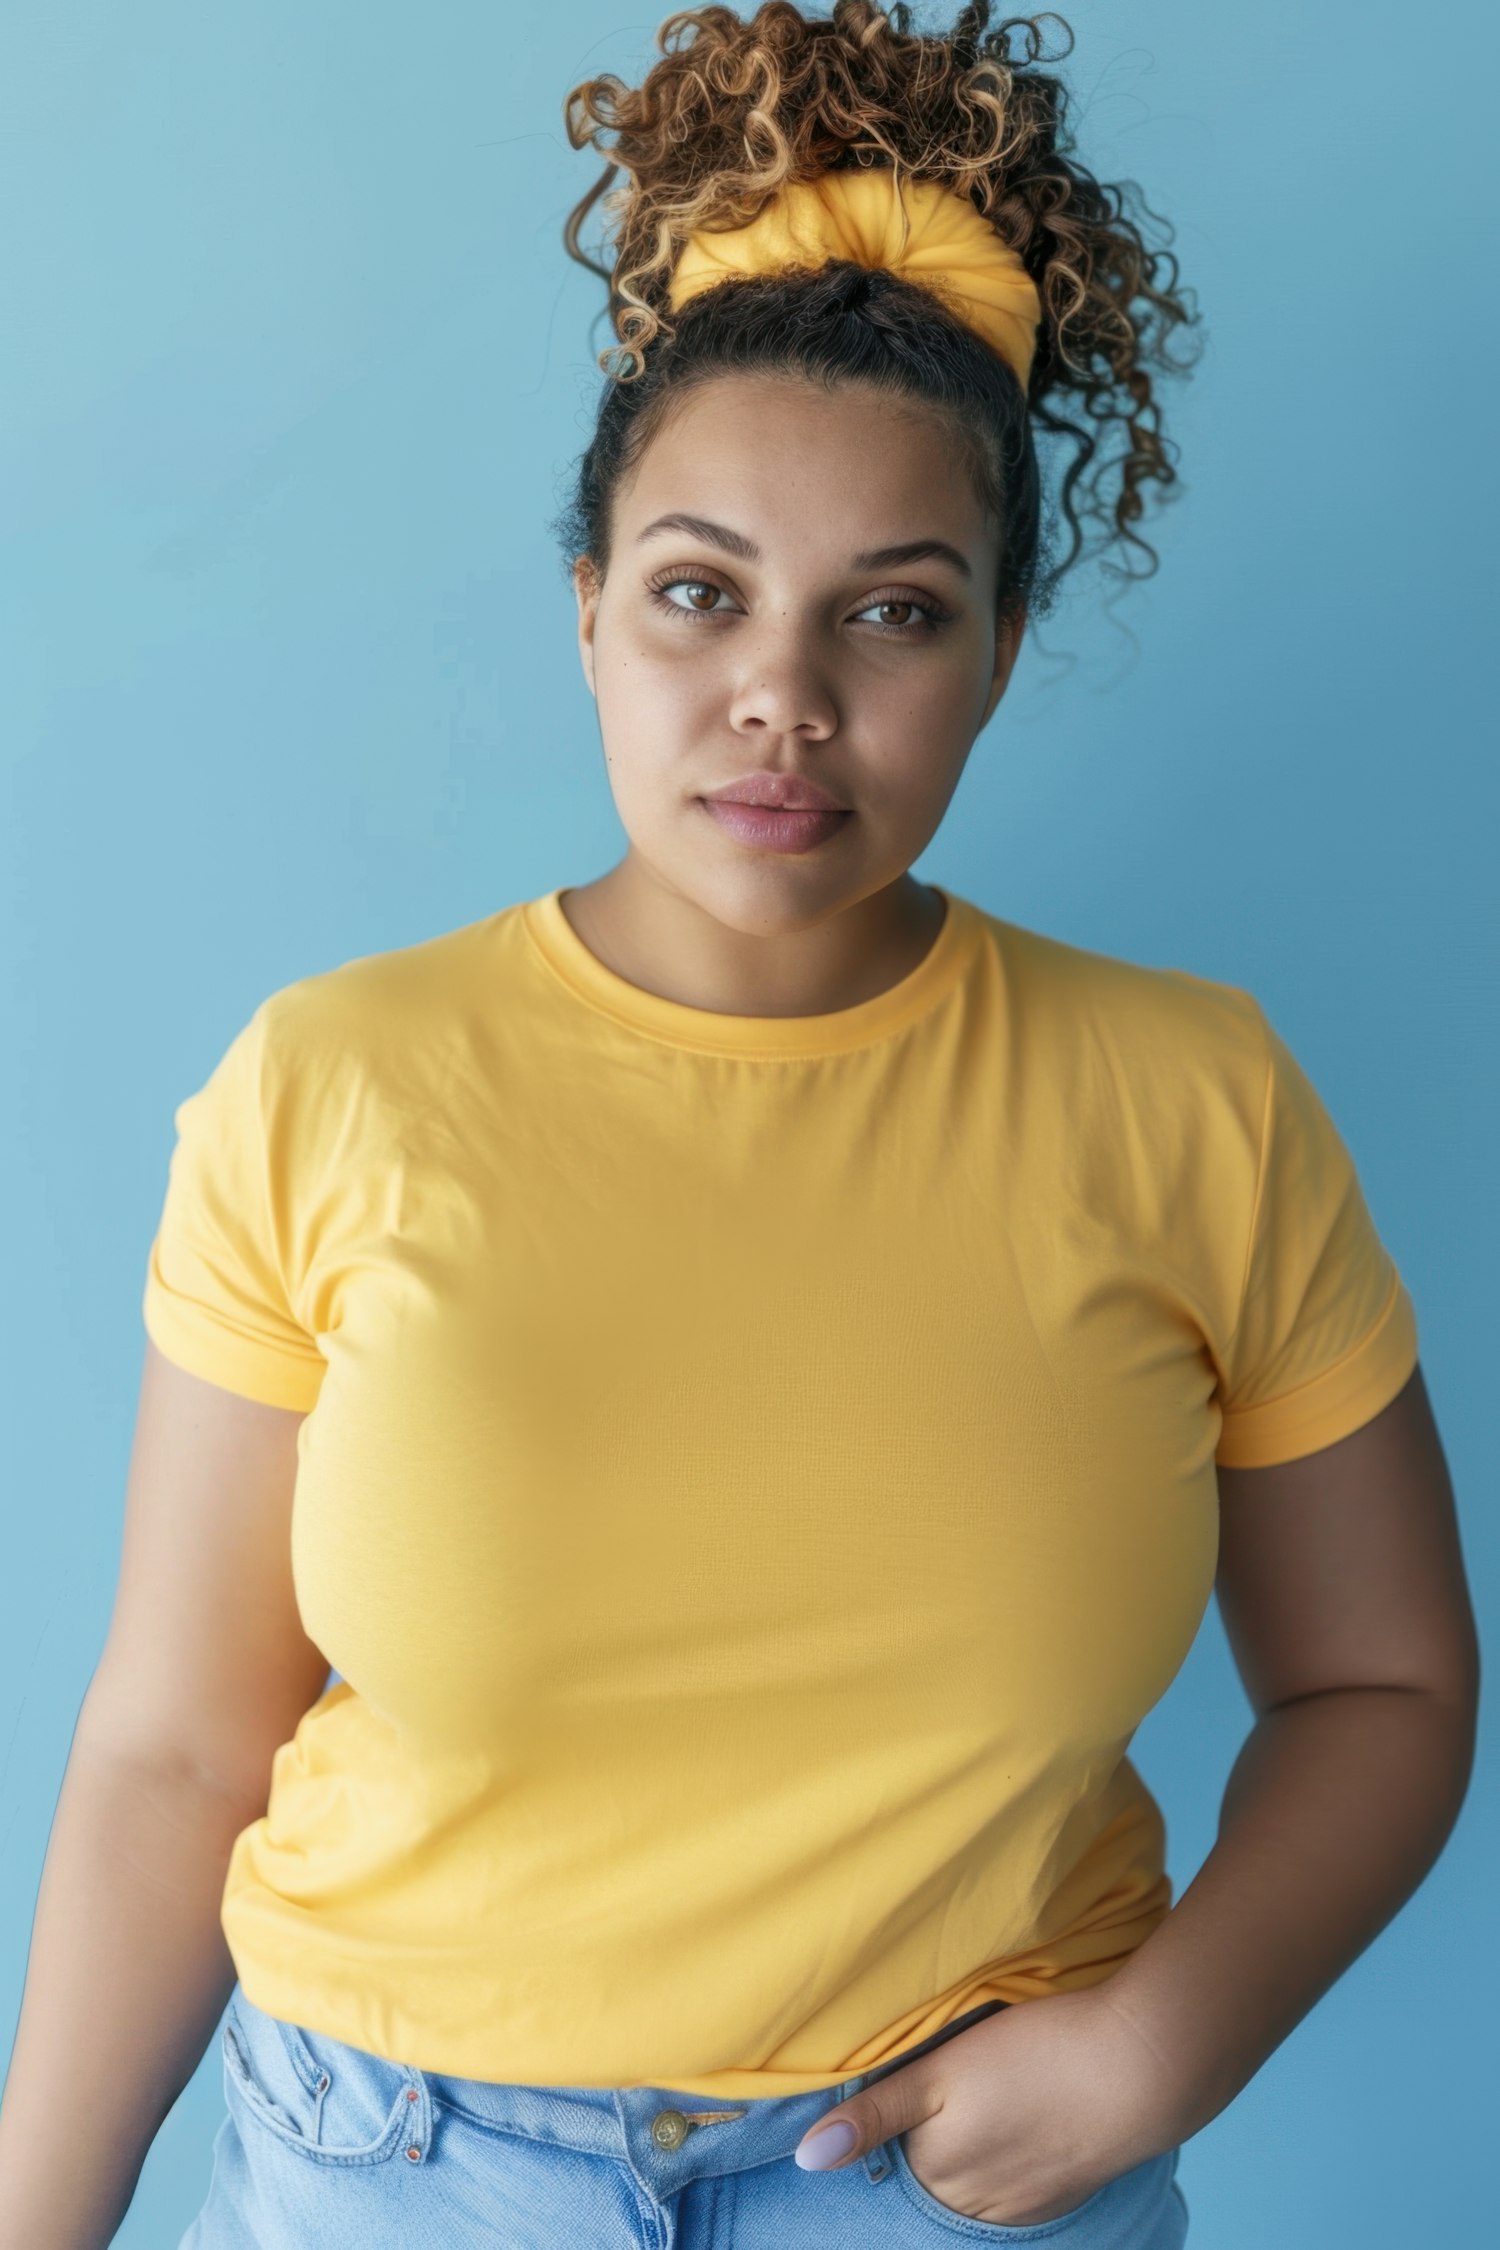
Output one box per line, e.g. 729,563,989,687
796,2120,859,2169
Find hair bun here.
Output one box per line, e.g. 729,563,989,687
558,2,1201,606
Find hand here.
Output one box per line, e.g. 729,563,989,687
793,1986,1186,2229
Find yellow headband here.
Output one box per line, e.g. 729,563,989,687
666,166,1041,391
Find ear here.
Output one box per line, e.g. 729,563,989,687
574,556,600,699
979,603,1026,731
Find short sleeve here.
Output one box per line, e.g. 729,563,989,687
142,1000,326,1411
1213,999,1419,1468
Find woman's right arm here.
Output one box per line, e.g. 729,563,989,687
0,1339,334,2249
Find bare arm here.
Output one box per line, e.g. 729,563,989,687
0,1340,332,2250
1098,1361,1481,2133
780,1362,1483,2232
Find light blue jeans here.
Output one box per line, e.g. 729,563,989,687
179,1984,1189,2246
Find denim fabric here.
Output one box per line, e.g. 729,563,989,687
179,1985,1189,2247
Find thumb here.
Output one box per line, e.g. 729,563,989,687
793,2064,939,2172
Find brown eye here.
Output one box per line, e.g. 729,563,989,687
852,591,948,634
650,576,736,621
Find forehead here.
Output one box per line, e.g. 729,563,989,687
617,372,987,556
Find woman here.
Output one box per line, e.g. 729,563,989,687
0,5,1477,2246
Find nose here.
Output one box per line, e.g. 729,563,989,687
726,618,838,740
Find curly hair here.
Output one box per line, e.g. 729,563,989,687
550,1,1202,624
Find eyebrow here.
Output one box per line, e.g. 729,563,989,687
633,511,973,583
638,515,764,562
850,537,967,580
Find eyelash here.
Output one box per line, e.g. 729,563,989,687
645,570,952,638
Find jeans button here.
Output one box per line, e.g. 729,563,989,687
650,2109,690,2150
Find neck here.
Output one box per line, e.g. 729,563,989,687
557,859,948,1020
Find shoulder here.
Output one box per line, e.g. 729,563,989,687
969,899,1269,1095
249,904,519,1095
957,902,1283,1299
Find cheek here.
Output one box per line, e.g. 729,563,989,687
854,653,984,751
597,641,718,744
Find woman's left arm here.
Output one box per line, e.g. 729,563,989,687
1101,1358,1480,2137
795,1362,1479,2224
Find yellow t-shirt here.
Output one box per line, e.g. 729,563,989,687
141,884,1418,2097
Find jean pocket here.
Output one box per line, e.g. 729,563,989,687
221,1989,420,2167
887,2131,1117,2239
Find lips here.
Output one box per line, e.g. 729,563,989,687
703,770,849,812
699,798,853,855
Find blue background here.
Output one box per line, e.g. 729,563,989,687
2,2,1494,2240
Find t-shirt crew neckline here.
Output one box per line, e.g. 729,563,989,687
521,883,981,1059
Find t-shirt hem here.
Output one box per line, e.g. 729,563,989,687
143,1287,325,1413
1214,1271,1419,1469
228,1940,1165,2100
